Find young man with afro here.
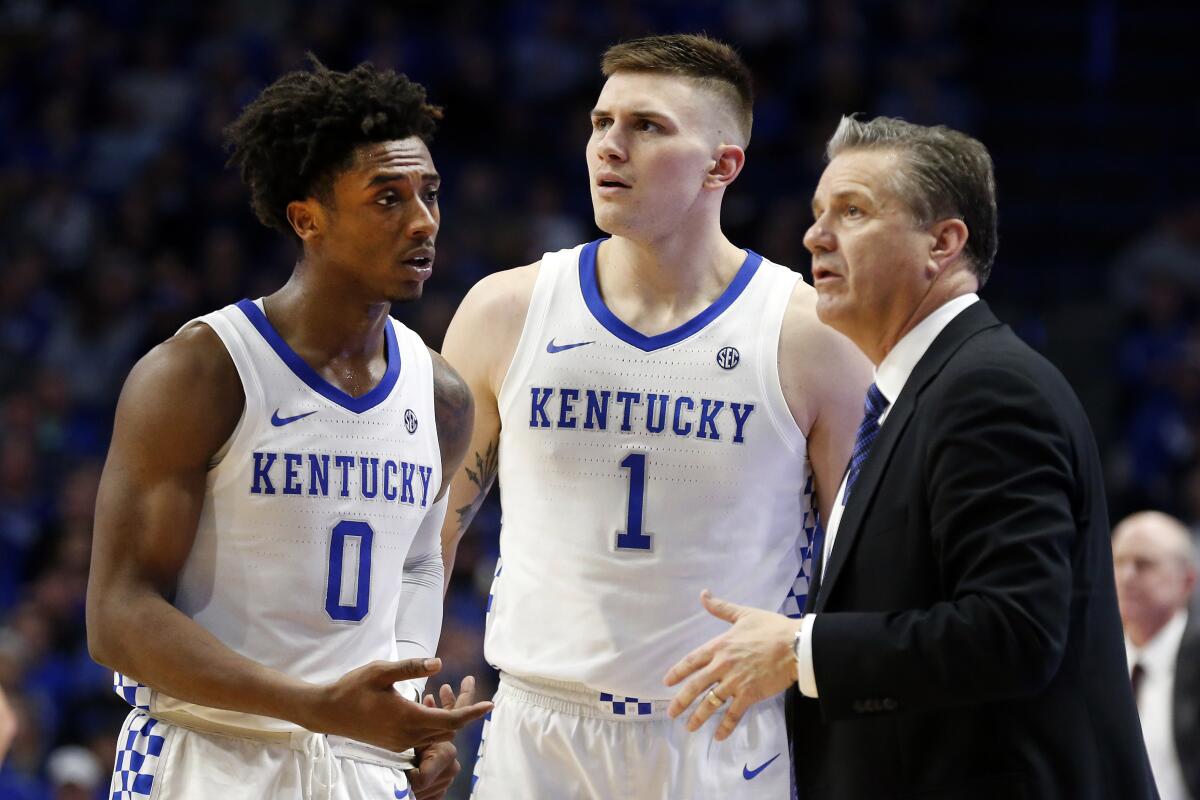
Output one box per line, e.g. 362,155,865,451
86,58,490,800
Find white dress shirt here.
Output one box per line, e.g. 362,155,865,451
797,292,979,698
1127,610,1190,800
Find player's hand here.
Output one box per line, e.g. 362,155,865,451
406,677,480,800
308,658,492,753
406,740,458,800
663,591,801,741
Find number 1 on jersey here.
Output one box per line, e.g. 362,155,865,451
616,452,653,551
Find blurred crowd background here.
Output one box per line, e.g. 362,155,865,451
0,1,1198,798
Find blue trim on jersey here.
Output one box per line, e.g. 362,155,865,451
235,299,401,414
577,238,764,352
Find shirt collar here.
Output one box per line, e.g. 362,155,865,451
1126,609,1189,675
874,293,979,406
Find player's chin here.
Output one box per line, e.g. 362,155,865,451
386,282,425,304
592,209,637,238
813,291,849,326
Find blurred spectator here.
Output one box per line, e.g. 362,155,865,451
1122,341,1200,514
0,436,50,612
1110,203,1200,314
41,248,147,411
507,2,590,102
1113,511,1200,800
45,745,101,800
525,177,587,260
0,246,58,393
882,0,975,129
113,29,194,135
22,178,95,269
0,684,14,764
1107,203,1200,518
0,689,47,799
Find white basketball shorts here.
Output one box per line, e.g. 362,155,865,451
469,673,793,799
108,709,415,800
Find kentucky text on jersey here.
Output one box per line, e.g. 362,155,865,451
528,387,755,443
249,451,435,507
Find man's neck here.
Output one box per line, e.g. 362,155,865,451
1126,610,1182,650
867,272,978,365
263,267,391,365
596,227,746,331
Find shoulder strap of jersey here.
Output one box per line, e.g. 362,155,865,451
753,262,806,454
180,303,265,469
497,244,583,412
389,316,441,485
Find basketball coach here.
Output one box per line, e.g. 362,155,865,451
664,115,1158,799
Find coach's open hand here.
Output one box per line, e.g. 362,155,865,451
664,591,801,741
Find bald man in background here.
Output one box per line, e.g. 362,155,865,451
1114,511,1200,800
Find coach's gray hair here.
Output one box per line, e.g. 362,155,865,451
827,115,998,285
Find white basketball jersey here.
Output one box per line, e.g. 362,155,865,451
486,240,817,699
113,298,441,731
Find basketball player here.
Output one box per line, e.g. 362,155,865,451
86,59,491,800
441,34,872,798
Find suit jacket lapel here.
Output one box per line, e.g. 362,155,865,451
814,395,916,611
815,301,1003,611
804,533,826,612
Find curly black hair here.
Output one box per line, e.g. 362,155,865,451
225,55,442,235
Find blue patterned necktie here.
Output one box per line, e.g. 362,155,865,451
842,383,890,506
808,383,890,596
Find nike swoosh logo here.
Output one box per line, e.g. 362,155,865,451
546,338,594,354
394,786,409,799
270,409,317,427
743,753,781,780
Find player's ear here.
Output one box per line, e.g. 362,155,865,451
286,198,324,242
705,144,745,190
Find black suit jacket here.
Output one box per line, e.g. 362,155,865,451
1175,604,1200,799
790,301,1158,799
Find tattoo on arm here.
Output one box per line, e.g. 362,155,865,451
433,359,474,468
455,439,498,536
